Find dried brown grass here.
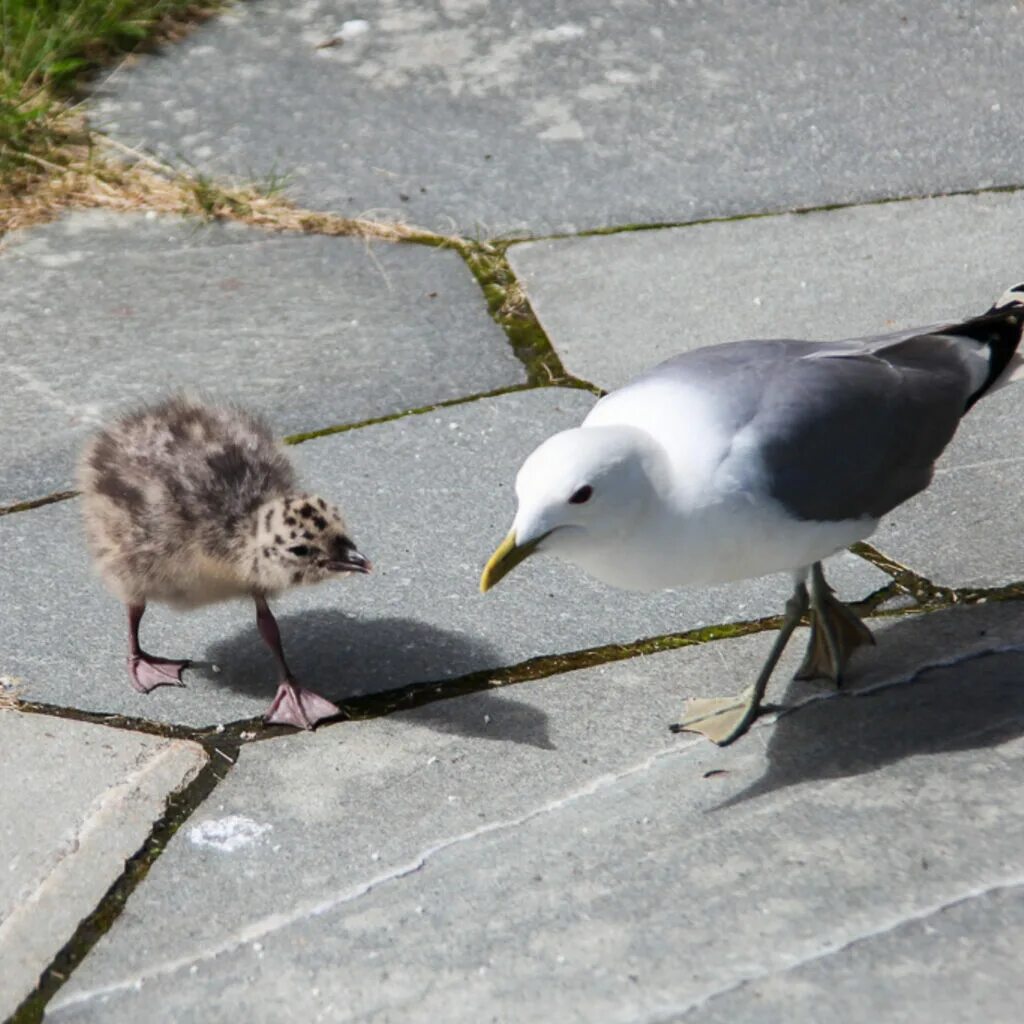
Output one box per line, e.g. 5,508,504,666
1,131,454,246
0,676,19,710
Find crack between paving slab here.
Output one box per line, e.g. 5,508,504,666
853,541,1024,609
458,239,600,391
0,739,204,951
0,490,78,517
0,387,542,518
633,876,1024,1024
508,181,1024,246
6,531,1024,748
281,383,537,445
13,570,1024,749
3,376,597,527
13,595,1024,1018
10,736,238,1024
46,737,703,1014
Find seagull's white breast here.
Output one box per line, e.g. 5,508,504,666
576,377,876,589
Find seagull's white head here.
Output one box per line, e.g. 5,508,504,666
480,425,668,591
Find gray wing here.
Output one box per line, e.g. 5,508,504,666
636,329,978,522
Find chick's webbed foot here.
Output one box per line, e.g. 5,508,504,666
264,679,341,730
127,654,190,693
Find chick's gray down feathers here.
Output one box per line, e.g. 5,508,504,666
78,396,370,730
80,398,296,606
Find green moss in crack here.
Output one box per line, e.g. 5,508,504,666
509,182,1024,246
281,384,532,446
460,241,598,391
0,489,78,517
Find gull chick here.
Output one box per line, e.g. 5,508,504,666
79,397,371,729
481,285,1024,745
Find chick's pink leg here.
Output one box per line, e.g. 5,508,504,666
255,596,340,729
126,603,190,693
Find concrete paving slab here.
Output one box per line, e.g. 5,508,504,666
676,884,1024,1024
0,209,521,505
46,601,1024,1022
1,389,885,727
510,191,1024,588
509,191,1024,389
0,711,206,1021
89,2,1024,236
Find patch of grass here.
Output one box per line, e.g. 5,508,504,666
1,1,223,178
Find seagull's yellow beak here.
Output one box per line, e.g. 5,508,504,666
479,529,543,592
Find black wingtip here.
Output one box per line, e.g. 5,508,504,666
960,301,1024,409
986,282,1024,313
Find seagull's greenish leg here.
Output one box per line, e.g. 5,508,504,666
794,562,875,686
673,581,810,746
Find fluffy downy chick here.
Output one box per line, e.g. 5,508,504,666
79,396,371,729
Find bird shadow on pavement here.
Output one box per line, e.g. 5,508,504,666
712,602,1024,811
199,607,554,749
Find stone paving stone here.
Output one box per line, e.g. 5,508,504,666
509,191,1024,388
88,1,1024,236
0,389,886,728
678,885,1024,1024
0,711,206,1021
46,601,1024,1022
510,190,1024,588
0,209,521,505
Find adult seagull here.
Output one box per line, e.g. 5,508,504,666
480,285,1024,745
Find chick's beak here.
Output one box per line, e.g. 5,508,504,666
479,529,543,593
326,547,372,574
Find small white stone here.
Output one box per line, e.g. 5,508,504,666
188,815,272,853
337,19,370,40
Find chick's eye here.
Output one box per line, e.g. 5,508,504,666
288,544,311,557
569,485,593,505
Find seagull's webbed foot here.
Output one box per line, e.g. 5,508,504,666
264,679,341,730
795,563,875,686
127,653,190,693
673,581,810,746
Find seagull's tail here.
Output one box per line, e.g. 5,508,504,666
961,283,1024,408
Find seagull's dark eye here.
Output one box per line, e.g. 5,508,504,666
288,544,311,557
569,485,593,505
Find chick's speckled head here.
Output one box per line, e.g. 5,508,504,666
250,494,371,592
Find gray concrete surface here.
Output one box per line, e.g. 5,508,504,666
674,884,1024,1024
508,191,1024,389
0,210,521,505
89,1,1024,235
46,603,1024,1022
7,1,1024,1019
0,712,206,1020
0,388,889,727
510,191,1024,588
